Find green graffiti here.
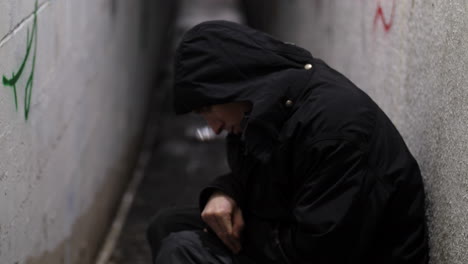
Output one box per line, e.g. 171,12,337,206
2,0,38,120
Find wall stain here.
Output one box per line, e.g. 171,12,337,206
0,172,7,182
373,0,396,33
140,0,150,50
24,140,141,264
110,0,118,17
24,173,125,264
2,0,38,121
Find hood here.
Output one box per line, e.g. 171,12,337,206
174,20,314,162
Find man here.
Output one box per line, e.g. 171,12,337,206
147,20,429,264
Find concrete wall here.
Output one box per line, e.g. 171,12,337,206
0,0,174,263
249,0,468,263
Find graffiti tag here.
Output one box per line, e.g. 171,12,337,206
373,0,396,33
2,0,38,120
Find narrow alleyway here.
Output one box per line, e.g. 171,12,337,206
101,1,245,263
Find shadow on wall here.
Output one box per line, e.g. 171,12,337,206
241,0,396,35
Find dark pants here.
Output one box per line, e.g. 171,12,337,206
146,207,256,264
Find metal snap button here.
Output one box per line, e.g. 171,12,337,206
304,64,312,70
285,99,293,107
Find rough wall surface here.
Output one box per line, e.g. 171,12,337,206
0,0,172,263
258,1,467,263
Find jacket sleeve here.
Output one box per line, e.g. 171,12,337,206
273,138,369,263
199,172,246,211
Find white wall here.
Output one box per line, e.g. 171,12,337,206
263,0,468,263
0,0,173,263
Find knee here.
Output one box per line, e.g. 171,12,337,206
155,231,202,263
160,231,198,250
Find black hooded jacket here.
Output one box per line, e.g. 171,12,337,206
174,21,429,264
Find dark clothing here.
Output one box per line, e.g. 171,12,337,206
170,21,429,263
147,207,256,264
147,207,205,257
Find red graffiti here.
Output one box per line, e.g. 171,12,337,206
373,0,396,33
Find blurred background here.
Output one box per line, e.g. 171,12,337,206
0,0,467,263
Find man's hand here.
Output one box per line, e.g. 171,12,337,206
201,191,244,254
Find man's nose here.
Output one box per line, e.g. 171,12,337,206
207,120,223,135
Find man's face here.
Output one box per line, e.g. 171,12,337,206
196,102,252,135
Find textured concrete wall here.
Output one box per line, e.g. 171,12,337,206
0,0,173,263
253,0,468,263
